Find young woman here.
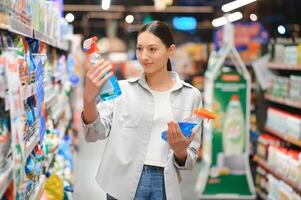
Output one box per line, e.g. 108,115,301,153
82,21,202,200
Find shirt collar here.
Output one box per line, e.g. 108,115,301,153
127,71,192,91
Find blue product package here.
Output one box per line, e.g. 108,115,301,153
161,122,197,141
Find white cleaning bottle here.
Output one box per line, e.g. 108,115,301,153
83,36,121,101
222,95,245,155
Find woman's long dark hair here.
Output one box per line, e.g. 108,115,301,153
138,21,174,71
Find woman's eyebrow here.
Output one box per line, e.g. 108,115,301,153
137,43,158,47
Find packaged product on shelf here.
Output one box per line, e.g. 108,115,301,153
284,44,298,65
256,134,279,159
298,43,301,65
289,75,301,102
0,107,11,170
266,107,301,140
267,174,301,200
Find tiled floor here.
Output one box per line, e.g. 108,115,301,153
73,132,200,200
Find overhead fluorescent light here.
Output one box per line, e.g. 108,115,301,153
222,0,257,12
212,12,243,27
102,0,111,10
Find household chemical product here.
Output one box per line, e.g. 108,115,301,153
161,108,216,141
83,36,121,101
222,95,245,155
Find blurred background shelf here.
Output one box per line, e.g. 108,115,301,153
265,94,301,110
265,127,301,148
253,155,301,193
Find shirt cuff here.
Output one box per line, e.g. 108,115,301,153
81,112,101,129
173,149,189,169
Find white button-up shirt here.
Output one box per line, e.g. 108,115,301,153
82,72,202,200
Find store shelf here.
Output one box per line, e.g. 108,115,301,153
52,108,64,125
45,93,57,111
33,30,68,51
0,16,68,52
265,94,301,110
253,155,301,193
22,83,36,100
58,123,67,139
265,127,301,148
0,16,32,38
255,188,267,200
0,164,13,197
33,30,56,47
24,124,40,160
9,17,32,38
45,154,54,173
31,175,46,200
267,63,301,71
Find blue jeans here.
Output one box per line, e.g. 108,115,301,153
107,165,166,200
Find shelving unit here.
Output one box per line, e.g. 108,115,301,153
264,127,301,148
0,3,75,199
253,155,301,193
0,165,13,198
4,17,33,38
0,15,68,52
22,83,37,101
24,125,40,160
266,63,301,71
265,94,301,110
45,154,55,173
252,52,301,199
30,175,46,200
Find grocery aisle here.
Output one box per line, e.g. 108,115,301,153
73,131,200,200
73,132,107,200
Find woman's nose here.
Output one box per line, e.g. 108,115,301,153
141,50,149,60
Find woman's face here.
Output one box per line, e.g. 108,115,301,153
136,31,174,74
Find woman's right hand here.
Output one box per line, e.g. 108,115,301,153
83,59,113,103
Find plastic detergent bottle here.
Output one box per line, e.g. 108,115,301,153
83,36,121,101
161,108,216,141
222,95,245,155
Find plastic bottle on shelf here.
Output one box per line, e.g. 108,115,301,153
83,36,121,101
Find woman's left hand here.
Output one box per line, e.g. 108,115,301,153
166,121,196,162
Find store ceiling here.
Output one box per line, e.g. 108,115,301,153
63,0,301,39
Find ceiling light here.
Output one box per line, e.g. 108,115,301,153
212,12,243,27
222,0,257,12
250,13,257,21
65,13,74,23
125,15,134,24
102,0,111,10
277,25,286,34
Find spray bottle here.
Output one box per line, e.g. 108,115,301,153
161,108,216,141
83,36,121,101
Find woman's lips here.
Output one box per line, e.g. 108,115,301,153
143,63,153,66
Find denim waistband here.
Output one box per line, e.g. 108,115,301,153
143,165,164,171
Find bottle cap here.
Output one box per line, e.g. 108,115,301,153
231,95,239,101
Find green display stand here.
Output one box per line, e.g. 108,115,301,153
196,23,256,200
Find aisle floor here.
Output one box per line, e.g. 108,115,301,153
73,132,200,200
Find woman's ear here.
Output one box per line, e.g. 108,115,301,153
168,44,176,57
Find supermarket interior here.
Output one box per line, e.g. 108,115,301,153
0,0,301,200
